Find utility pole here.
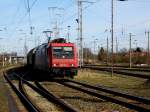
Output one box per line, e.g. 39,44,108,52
76,38,80,66
27,0,33,35
129,33,135,68
54,14,60,38
84,42,88,63
24,35,28,64
116,36,118,63
134,40,137,48
2,48,4,67
93,38,98,63
93,38,95,64
110,0,127,75
107,37,109,66
145,30,150,66
67,26,71,42
48,7,57,23
129,33,132,68
116,36,118,53
148,31,150,58
78,0,94,67
145,31,150,57
111,0,114,76
48,7,64,38
78,0,83,67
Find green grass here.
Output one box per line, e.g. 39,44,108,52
0,74,8,112
75,69,150,98
0,65,22,112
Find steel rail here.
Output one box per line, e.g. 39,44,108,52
83,65,150,72
84,66,149,73
18,76,42,112
83,66,150,79
34,81,79,112
13,73,78,112
84,64,150,70
57,81,150,112
3,74,40,112
64,79,150,104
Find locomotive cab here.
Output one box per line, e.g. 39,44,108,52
48,42,78,77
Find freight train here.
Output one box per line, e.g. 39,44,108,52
27,38,78,78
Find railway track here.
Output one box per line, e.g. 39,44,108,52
4,72,78,112
4,67,150,111
82,66,150,79
84,64,150,70
4,73,40,112
56,79,150,112
83,64,150,72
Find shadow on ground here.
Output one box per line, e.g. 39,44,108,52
5,66,59,82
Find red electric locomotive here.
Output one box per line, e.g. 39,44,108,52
27,38,78,78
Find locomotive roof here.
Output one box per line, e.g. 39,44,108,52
28,38,74,52
50,38,66,43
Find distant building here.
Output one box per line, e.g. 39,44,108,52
0,52,24,65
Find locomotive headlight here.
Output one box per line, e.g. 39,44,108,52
71,64,74,67
53,64,56,66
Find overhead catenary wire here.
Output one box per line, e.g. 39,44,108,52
23,0,28,10
10,0,22,25
4,0,150,54
60,0,102,25
26,0,32,33
10,0,38,38
15,0,37,26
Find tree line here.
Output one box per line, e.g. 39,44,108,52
83,47,150,66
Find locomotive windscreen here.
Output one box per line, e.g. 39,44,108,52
53,46,74,59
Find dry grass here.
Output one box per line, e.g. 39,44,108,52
0,75,8,112
41,69,150,112
1,66,149,112
43,82,134,112
75,69,150,98
24,83,63,112
0,65,24,112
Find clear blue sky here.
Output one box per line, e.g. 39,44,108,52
0,0,150,55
